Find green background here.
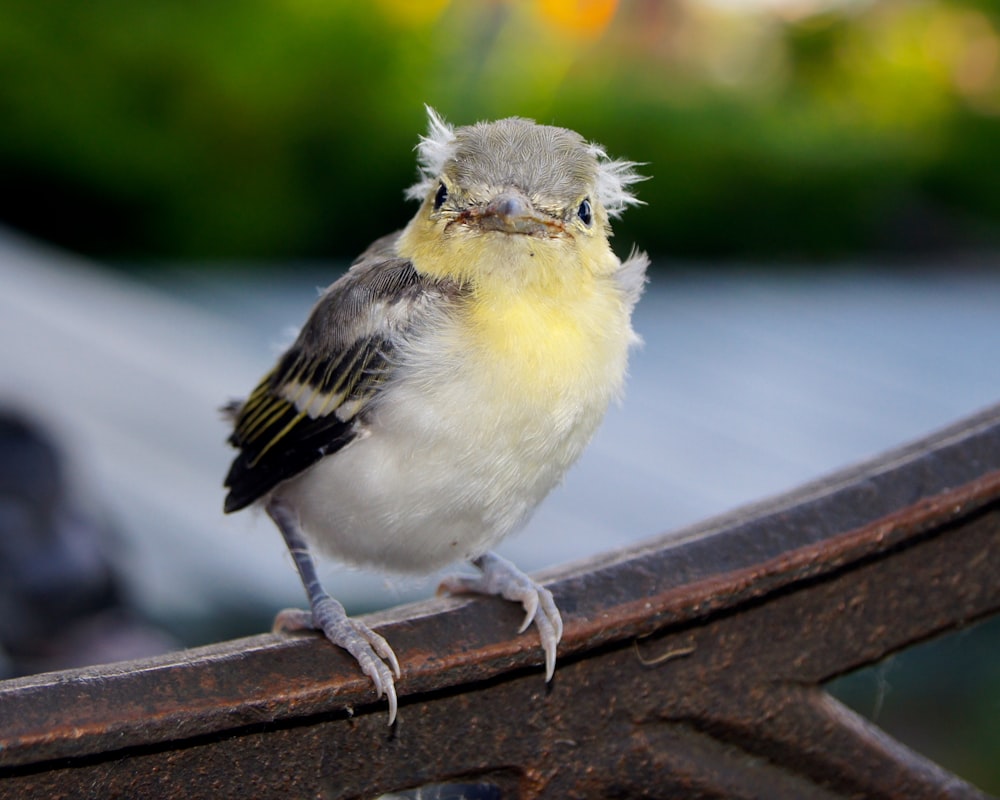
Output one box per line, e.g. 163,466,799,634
1,0,999,263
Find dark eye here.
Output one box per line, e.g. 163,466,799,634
577,198,593,226
433,182,448,210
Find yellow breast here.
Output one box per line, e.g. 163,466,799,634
461,274,632,413
399,221,635,427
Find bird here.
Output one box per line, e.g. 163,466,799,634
223,107,647,723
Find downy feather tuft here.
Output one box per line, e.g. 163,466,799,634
405,106,457,201
587,144,647,218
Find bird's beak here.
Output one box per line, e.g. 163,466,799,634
466,190,562,237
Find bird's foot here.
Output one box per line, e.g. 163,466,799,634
438,551,563,680
273,596,401,724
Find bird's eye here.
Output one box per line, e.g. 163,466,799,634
577,198,593,227
433,182,449,210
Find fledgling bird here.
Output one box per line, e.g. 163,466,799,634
223,107,647,723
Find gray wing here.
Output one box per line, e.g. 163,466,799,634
224,239,451,512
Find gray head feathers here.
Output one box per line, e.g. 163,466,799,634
405,106,645,218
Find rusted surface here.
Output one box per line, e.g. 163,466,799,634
2,404,1000,799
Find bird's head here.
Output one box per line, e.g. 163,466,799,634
396,107,645,292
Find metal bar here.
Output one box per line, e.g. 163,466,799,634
2,404,999,799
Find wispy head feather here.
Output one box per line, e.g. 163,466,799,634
405,107,647,218
587,144,647,219
405,106,457,201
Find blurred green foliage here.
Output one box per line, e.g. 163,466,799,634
1,0,999,262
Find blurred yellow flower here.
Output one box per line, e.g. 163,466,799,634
536,0,619,38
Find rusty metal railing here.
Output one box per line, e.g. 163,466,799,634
2,404,999,799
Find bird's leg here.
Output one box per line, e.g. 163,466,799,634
266,498,400,724
438,551,563,680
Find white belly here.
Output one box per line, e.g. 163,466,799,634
274,306,633,573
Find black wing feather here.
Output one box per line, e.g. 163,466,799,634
223,250,436,513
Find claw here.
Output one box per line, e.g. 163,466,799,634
267,499,400,724
310,597,401,725
440,551,563,681
275,601,401,725
518,591,539,633
365,627,402,679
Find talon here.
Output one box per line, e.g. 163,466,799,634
518,593,539,633
368,663,385,698
441,551,564,680
366,627,402,679
386,679,398,725
266,500,401,724
386,646,402,679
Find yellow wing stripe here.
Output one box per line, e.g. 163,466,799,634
240,393,288,443
248,407,310,468
234,327,393,460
